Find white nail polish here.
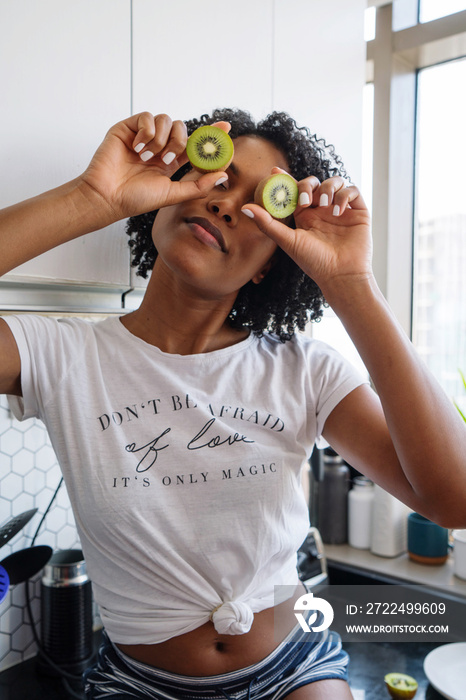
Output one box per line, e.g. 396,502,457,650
134,143,145,153
333,205,340,217
140,151,154,162
319,193,329,207
215,176,228,186
242,209,254,219
162,151,176,165
299,192,310,207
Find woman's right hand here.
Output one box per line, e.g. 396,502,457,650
80,112,230,222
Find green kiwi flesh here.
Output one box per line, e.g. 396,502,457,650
254,173,298,219
384,673,418,699
186,126,234,173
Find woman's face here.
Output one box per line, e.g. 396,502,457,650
151,135,290,298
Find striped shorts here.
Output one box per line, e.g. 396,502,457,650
83,622,349,699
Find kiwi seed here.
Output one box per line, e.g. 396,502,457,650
186,125,234,173
384,672,418,699
254,173,298,219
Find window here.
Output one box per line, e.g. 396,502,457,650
365,0,466,406
413,57,466,398
365,6,376,40
313,2,466,401
420,0,466,23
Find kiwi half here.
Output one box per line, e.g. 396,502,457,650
384,673,418,699
186,125,234,173
254,173,298,219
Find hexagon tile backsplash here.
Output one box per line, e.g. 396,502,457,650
0,395,90,672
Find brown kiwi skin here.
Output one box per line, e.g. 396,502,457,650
254,174,298,220
186,126,234,174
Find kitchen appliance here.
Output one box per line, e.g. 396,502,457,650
297,526,328,587
0,508,38,547
0,509,53,603
316,449,350,544
40,548,93,676
0,564,9,604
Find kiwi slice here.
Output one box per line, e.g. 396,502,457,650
384,673,418,699
186,125,234,173
254,173,298,219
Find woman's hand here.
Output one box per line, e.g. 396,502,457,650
0,111,231,276
80,112,230,222
242,170,372,297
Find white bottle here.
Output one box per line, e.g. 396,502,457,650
348,477,374,549
371,485,409,557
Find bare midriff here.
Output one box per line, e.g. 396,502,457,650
116,582,306,676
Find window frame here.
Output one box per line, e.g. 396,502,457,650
366,1,466,337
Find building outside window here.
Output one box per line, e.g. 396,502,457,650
413,57,466,400
354,0,466,411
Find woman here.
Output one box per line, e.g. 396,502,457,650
0,108,465,700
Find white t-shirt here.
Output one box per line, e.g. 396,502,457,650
5,315,366,644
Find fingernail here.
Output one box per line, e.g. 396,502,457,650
140,151,154,162
299,192,310,207
333,205,340,216
134,142,145,153
319,193,329,207
215,176,228,186
162,151,176,165
242,208,254,219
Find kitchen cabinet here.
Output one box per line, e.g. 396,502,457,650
123,0,366,306
0,0,132,311
273,0,366,184
131,0,274,122
0,0,366,312
124,0,276,307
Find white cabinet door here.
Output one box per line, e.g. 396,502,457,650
273,0,366,186
0,0,132,308
132,0,274,121
123,0,274,306
125,0,365,309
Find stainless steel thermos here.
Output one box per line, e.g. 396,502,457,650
40,548,93,674
315,448,350,544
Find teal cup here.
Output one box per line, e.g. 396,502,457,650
407,512,449,565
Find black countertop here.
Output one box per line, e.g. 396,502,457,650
347,640,447,699
0,636,451,700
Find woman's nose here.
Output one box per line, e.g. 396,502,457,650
207,196,238,225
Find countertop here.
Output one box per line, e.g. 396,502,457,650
328,545,466,699
325,544,466,598
347,640,450,700
0,635,456,700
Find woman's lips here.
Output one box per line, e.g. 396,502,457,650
185,217,227,253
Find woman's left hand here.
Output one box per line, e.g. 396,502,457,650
242,171,372,295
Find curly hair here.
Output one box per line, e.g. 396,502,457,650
125,108,349,342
